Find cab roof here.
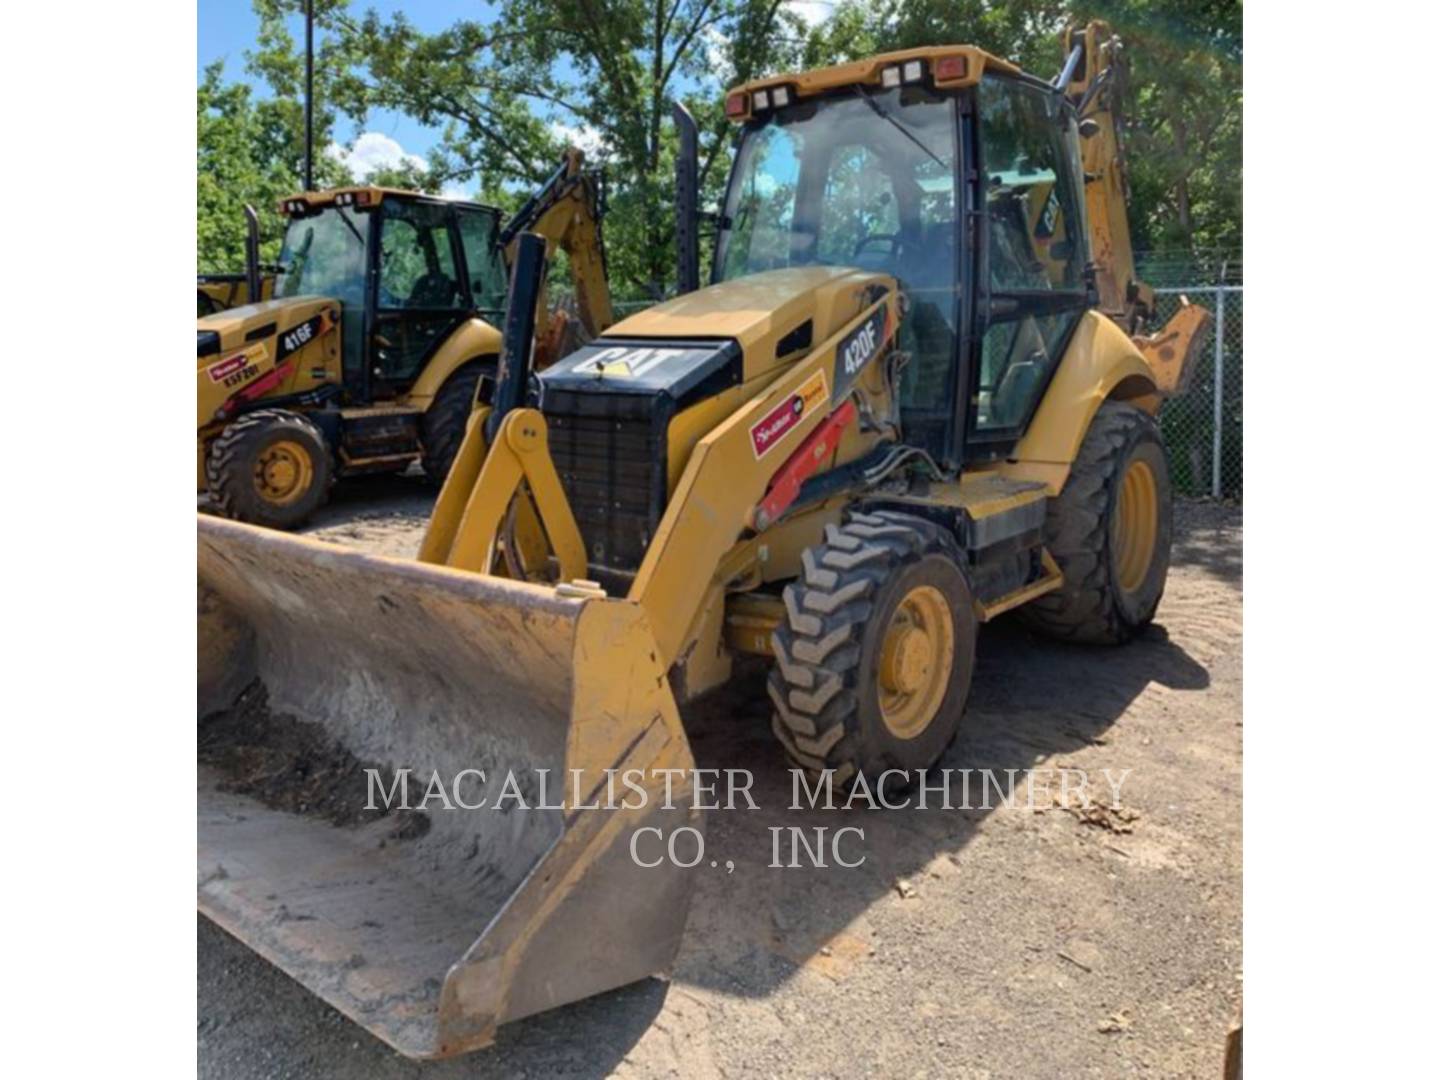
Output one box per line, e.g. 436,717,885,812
276,186,502,217
725,44,1024,121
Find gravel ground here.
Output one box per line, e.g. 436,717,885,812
199,480,1242,1078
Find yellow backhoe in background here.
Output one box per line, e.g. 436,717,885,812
198,22,1210,1058
196,148,612,528
198,206,279,316
198,271,276,316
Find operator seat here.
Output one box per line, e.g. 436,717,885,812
407,272,458,309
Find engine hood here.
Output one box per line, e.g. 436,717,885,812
196,296,337,365
602,266,894,381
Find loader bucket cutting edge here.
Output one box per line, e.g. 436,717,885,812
197,514,700,1059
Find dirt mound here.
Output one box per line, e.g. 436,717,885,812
199,680,429,840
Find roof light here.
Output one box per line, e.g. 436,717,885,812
725,92,748,118
880,65,901,89
754,88,771,110
902,59,924,83
772,85,791,108
335,191,353,206
934,54,968,82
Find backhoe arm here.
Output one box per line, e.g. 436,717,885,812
500,148,615,339
1061,21,1152,328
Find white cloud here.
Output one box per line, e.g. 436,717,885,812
326,131,428,181
439,182,474,201
550,119,606,157
787,1,835,29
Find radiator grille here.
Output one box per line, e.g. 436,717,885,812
546,409,667,574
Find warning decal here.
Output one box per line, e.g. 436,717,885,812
749,369,828,459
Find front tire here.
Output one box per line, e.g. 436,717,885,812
206,408,333,530
1023,400,1172,644
768,511,978,789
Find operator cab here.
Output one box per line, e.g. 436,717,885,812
714,50,1092,466
274,190,510,403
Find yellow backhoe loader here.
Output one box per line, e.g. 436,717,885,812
196,148,612,528
198,22,1210,1058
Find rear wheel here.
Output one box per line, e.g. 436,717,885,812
206,409,333,530
768,511,977,790
1023,400,1172,644
421,361,492,484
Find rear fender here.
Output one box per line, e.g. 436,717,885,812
1000,311,1157,494
405,319,502,411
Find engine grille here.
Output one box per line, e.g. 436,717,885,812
545,405,668,575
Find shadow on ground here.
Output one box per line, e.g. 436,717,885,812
198,502,1230,1078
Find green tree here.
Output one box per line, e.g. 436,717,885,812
201,0,1240,285
320,0,806,298
196,1,354,271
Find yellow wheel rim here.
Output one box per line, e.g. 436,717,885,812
253,439,314,506
1113,458,1158,594
877,584,955,740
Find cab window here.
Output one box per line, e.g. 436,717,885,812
457,208,508,318
377,201,464,311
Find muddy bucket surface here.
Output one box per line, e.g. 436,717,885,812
198,515,699,1058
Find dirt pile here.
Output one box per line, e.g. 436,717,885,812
198,680,429,840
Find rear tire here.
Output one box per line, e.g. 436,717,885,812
768,511,977,791
421,362,492,484
206,408,333,530
1023,400,1172,644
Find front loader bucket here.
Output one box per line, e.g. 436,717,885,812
197,515,699,1059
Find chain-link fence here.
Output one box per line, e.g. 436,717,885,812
608,260,1243,502
1151,284,1242,499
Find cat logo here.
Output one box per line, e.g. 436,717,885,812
574,345,691,379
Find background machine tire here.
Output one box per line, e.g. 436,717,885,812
421,362,492,484
769,511,978,788
206,408,333,530
1023,400,1173,645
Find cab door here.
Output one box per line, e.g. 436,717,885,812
369,198,472,399
966,75,1092,461
455,207,509,325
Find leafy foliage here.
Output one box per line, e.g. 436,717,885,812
198,0,1241,288
197,1,355,271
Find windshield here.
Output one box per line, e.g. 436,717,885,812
275,206,370,306
716,86,961,456
716,87,957,289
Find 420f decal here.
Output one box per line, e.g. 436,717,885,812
831,302,891,404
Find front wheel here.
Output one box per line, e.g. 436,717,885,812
1023,400,1173,644
768,511,978,789
205,408,333,530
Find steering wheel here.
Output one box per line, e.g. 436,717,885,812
853,233,902,262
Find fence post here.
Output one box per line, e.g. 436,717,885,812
1211,286,1226,498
